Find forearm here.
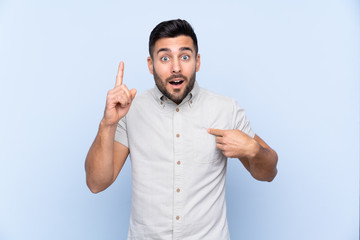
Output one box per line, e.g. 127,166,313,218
246,140,278,182
85,120,117,193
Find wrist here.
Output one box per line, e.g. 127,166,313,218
247,138,261,159
99,118,118,131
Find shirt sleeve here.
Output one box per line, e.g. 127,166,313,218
114,116,129,148
232,100,255,138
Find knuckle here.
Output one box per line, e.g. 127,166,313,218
106,94,113,102
121,93,128,101
121,84,128,90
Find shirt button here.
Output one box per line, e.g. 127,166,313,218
160,102,163,105
176,188,180,192
176,216,180,220
176,108,179,112
190,100,193,104
177,161,181,165
176,134,180,138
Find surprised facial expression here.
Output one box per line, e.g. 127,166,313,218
148,35,200,104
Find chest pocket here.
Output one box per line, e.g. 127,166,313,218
193,130,225,164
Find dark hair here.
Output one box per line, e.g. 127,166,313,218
149,19,198,58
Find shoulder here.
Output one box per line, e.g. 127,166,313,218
126,87,160,118
131,88,154,107
196,86,248,121
197,87,238,108
133,88,153,101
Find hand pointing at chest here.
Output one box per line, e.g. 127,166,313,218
208,128,260,159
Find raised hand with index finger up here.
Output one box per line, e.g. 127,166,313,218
102,61,137,127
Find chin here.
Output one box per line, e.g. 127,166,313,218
167,87,183,96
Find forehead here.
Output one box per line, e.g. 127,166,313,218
153,35,195,54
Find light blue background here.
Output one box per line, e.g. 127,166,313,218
0,0,359,239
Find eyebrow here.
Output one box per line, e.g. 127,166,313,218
179,47,193,53
157,48,170,55
156,47,194,55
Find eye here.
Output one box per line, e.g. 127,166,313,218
161,56,169,62
181,55,190,60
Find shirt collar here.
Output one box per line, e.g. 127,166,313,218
153,81,200,108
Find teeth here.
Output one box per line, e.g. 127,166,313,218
169,80,184,85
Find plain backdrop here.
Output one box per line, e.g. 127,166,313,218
0,0,359,239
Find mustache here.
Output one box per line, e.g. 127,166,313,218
166,74,187,82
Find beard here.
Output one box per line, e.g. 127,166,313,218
153,68,196,104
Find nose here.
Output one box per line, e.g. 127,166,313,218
171,59,181,73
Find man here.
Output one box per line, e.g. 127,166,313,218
85,19,278,239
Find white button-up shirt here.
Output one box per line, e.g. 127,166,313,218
115,82,254,240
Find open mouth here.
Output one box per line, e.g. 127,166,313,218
169,80,184,86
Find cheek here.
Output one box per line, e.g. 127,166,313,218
154,64,169,77
184,65,196,74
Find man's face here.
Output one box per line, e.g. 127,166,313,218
147,35,200,104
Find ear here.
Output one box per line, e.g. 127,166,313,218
196,53,200,72
147,57,154,74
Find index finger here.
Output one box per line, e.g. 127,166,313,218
208,128,225,136
115,61,124,87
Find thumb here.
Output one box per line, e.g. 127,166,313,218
130,88,137,100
